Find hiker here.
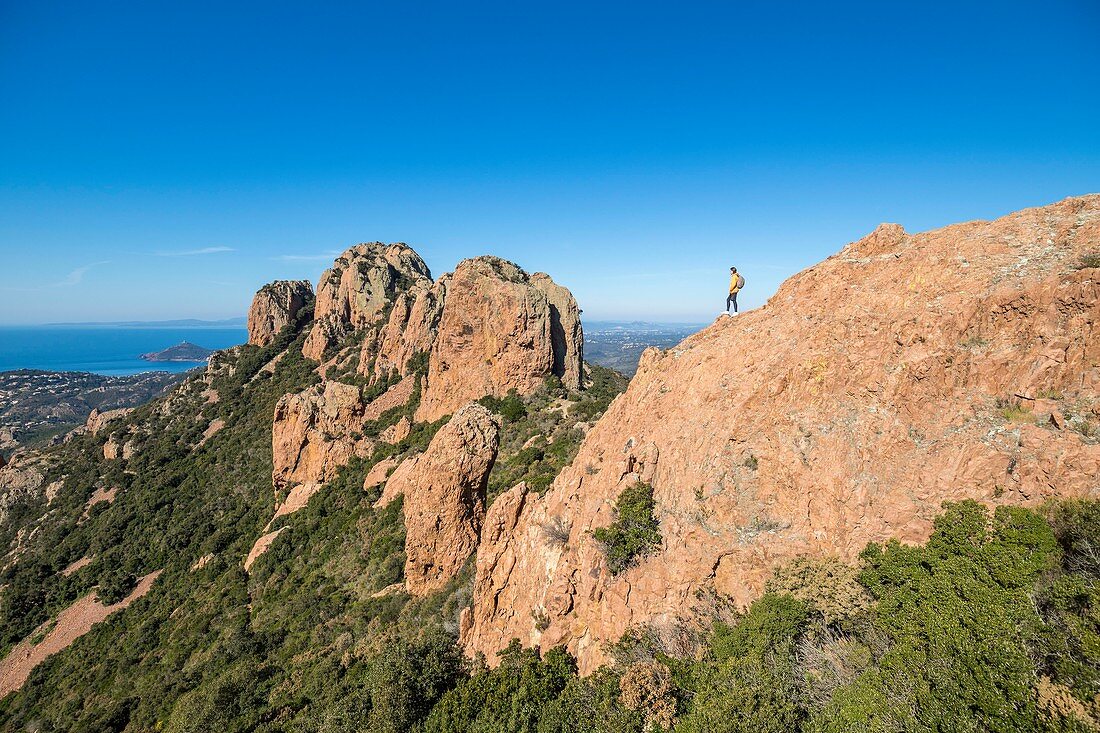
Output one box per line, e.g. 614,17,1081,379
726,266,744,313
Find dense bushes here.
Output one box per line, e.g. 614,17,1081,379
593,481,662,574
682,500,1100,733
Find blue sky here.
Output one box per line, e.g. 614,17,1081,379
1,0,1097,324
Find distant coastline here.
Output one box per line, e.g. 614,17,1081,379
0,326,246,376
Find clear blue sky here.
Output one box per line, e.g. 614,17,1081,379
1,0,1097,324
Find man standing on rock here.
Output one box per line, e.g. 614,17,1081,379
726,266,744,314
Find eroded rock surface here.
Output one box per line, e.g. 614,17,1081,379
271,381,376,493
463,194,1100,672
302,243,433,362
380,403,501,596
85,408,133,436
247,280,314,347
0,453,45,526
416,257,582,421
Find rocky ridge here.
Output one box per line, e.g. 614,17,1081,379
253,241,584,567
461,195,1100,672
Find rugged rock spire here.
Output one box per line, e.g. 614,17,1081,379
531,272,584,391
378,402,501,596
247,280,314,347
462,194,1100,672
267,244,584,558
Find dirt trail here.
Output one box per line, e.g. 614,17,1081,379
0,570,162,697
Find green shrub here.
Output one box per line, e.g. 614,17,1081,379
678,593,810,733
1074,252,1100,270
478,391,528,423
593,482,662,574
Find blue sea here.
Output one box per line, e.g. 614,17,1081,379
0,327,248,376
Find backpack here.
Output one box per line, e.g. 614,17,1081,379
737,274,745,289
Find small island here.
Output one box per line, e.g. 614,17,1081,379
139,341,215,362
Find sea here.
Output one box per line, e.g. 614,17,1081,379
0,327,248,376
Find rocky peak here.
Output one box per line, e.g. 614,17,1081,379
269,245,584,557
462,194,1100,672
247,280,314,347
415,256,583,421
303,242,433,361
530,272,584,391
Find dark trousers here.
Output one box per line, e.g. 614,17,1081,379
726,292,738,312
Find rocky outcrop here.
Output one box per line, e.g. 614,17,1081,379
531,272,584,390
416,257,583,421
360,285,442,380
271,246,582,503
463,195,1100,672
0,453,45,526
247,280,314,347
102,435,135,461
271,381,376,493
302,243,433,362
379,403,501,596
85,408,132,436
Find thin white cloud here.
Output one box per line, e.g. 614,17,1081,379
0,260,111,292
155,246,235,257
54,261,111,287
272,251,340,262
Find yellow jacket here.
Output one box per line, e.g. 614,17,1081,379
729,272,742,294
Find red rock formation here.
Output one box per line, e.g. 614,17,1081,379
531,272,584,390
416,257,582,421
379,403,501,596
85,408,133,436
247,280,314,347
360,285,442,381
271,381,376,493
463,194,1100,672
302,243,433,362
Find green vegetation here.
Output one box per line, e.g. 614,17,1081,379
593,481,663,574
1074,251,1100,270
478,365,628,497
996,396,1035,422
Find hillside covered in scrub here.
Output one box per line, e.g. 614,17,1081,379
1,197,1099,732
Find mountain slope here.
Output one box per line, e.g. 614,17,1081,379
0,244,620,731
463,195,1100,671
0,203,1097,731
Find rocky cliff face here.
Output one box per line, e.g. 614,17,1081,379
271,377,415,493
416,257,583,421
247,280,314,347
462,195,1100,672
379,403,501,596
302,243,433,362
